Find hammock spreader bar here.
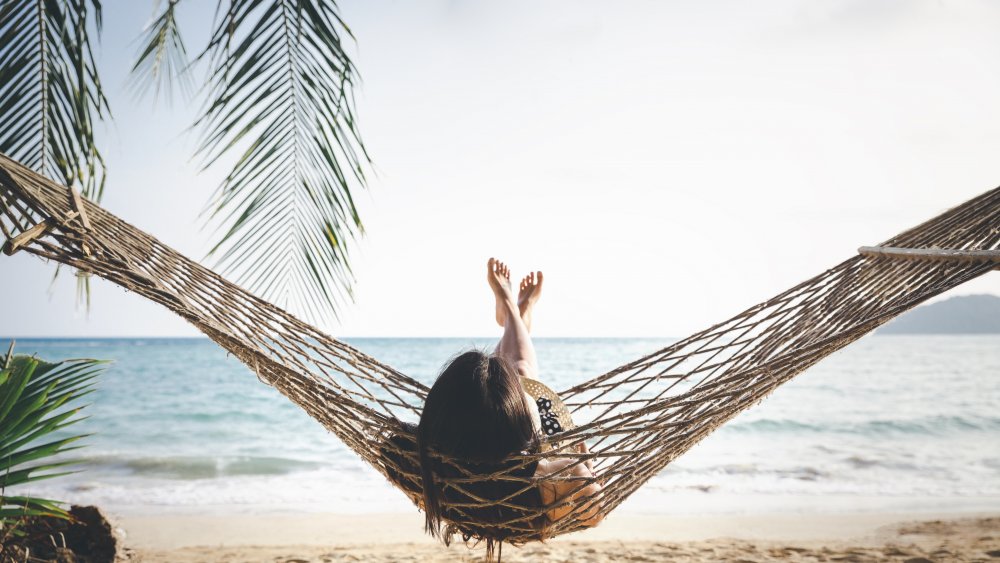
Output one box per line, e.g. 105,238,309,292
1,151,997,543
859,245,1000,265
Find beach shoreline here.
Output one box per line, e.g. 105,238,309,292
116,511,1000,561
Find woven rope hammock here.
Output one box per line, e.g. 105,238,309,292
1,152,998,545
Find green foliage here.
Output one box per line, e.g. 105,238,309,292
0,0,371,323
132,0,372,323
131,0,370,322
129,0,192,104
192,0,370,322
0,0,111,310
0,342,105,535
0,0,110,201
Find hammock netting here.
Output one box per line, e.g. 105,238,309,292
1,152,998,544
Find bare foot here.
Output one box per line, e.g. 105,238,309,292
518,271,543,332
488,258,515,326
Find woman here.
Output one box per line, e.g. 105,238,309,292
416,258,603,550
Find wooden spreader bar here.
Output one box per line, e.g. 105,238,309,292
1,186,93,256
859,245,1000,267
2,211,79,256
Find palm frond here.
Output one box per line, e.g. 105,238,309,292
195,0,370,324
0,345,106,522
0,0,111,312
0,0,110,201
130,0,192,104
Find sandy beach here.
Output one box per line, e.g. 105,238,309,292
117,511,1000,562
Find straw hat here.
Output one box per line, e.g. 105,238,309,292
520,377,575,451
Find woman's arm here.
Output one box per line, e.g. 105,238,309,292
537,446,604,528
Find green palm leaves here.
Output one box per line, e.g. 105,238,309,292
0,1,370,322
0,343,105,525
130,0,191,103
0,0,109,201
194,0,369,321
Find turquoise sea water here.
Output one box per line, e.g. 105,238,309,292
6,336,1000,516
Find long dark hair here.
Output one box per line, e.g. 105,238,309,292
417,350,543,554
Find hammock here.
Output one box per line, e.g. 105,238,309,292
1,152,998,544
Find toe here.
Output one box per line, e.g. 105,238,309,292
536,271,544,285
488,257,496,272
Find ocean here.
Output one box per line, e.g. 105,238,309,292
7,336,1000,517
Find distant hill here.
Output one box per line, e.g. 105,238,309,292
878,294,1000,335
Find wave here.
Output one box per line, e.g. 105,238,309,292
725,414,1000,436
80,455,324,480
666,463,829,481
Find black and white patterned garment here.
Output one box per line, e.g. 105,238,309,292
535,397,563,436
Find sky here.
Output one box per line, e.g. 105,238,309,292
2,0,1000,338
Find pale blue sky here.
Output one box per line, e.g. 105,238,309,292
2,0,1000,337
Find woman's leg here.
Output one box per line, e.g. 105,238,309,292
487,258,540,379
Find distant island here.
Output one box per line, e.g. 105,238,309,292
878,294,1000,335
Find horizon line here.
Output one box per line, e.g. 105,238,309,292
0,334,681,340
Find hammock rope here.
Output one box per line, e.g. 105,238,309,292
1,152,997,543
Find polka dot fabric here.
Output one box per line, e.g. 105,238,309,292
520,377,574,449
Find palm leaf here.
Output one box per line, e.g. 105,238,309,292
0,345,106,523
130,0,192,104
0,0,110,199
0,0,111,310
192,0,370,323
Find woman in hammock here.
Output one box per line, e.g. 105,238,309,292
416,258,604,544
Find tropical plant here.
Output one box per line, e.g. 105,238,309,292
0,342,105,536
0,0,369,323
0,0,110,305
0,0,108,199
